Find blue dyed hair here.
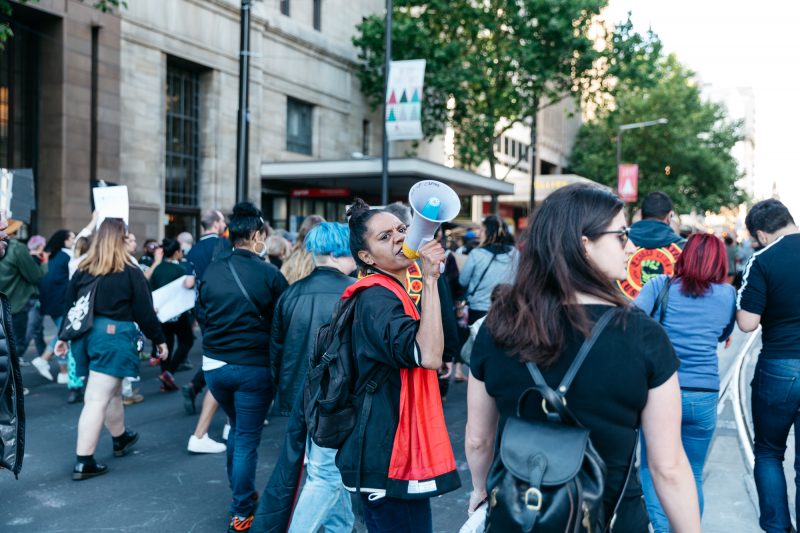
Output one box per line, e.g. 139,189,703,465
305,222,351,257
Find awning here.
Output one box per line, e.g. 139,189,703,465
260,157,515,197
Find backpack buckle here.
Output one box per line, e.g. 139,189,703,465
321,352,334,364
365,379,378,393
524,487,542,511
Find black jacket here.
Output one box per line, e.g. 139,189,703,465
0,292,24,477
270,267,354,415
186,234,231,282
197,249,288,366
39,250,71,318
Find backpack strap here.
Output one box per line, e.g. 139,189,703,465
607,429,639,532
525,307,617,413
354,366,392,495
649,276,671,324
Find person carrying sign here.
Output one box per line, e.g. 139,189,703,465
619,192,686,300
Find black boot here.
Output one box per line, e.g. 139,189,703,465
66,388,84,404
72,456,108,481
112,429,139,457
182,383,197,415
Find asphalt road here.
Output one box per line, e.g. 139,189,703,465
3,325,772,532
3,328,472,533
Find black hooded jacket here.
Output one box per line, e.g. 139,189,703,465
0,292,24,478
270,267,355,415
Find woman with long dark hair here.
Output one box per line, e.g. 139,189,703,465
333,199,459,533
55,218,167,480
197,202,288,532
465,184,700,532
31,229,76,384
634,233,735,532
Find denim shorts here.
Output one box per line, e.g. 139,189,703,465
71,317,139,378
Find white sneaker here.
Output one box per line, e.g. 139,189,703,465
56,372,68,385
31,357,53,381
187,433,226,454
222,423,230,441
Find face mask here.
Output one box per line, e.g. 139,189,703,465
180,244,192,254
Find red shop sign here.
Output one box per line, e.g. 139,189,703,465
290,187,352,198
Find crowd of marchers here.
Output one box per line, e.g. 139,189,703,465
0,186,798,533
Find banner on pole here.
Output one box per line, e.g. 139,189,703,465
386,59,426,141
617,164,639,203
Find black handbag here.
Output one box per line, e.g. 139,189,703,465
485,308,636,532
59,276,99,341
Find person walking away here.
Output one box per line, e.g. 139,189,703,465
634,233,735,531
458,215,517,380
619,191,686,299
196,202,288,532
0,220,48,363
334,199,460,533
0,211,25,478
269,222,356,532
149,238,196,392
54,218,168,480
736,199,800,533
466,184,700,532
280,214,325,284
31,230,76,385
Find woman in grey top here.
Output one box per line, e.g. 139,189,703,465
459,215,518,325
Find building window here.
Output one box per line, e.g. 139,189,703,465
0,21,37,170
362,119,370,156
280,0,289,16
165,61,200,216
286,98,313,155
313,0,322,31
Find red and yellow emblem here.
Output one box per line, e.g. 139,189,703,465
618,243,682,300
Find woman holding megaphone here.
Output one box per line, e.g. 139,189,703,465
335,198,460,533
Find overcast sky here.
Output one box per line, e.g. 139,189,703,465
606,0,800,218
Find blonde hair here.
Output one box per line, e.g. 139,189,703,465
280,247,314,284
78,218,135,276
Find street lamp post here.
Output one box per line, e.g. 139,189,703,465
616,117,669,170
380,0,392,206
235,0,252,204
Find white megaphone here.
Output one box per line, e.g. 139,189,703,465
401,180,460,259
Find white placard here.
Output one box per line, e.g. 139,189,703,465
385,59,426,141
93,185,129,227
0,169,12,218
151,275,195,323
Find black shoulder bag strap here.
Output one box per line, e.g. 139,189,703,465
354,365,392,496
226,257,263,320
649,276,672,324
525,307,635,531
467,251,498,300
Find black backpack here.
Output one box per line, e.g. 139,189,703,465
303,295,388,450
485,308,636,532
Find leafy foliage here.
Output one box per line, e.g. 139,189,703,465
352,0,608,177
0,0,126,46
569,53,745,213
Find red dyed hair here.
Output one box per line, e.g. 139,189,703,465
674,233,728,297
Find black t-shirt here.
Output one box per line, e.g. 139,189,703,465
470,304,679,513
737,233,800,359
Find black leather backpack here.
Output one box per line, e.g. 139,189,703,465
484,308,636,532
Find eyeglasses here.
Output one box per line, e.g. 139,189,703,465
593,227,630,246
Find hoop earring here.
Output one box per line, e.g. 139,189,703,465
253,240,266,255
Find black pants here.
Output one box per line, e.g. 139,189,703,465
360,495,432,533
467,308,487,326
159,313,194,374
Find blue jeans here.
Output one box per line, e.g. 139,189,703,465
751,358,800,533
288,437,354,533
640,389,718,532
360,495,432,533
205,364,273,517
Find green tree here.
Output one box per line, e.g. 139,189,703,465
569,53,744,213
0,0,126,45
352,0,607,191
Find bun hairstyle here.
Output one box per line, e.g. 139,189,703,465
161,238,181,258
346,198,383,270
228,202,265,247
